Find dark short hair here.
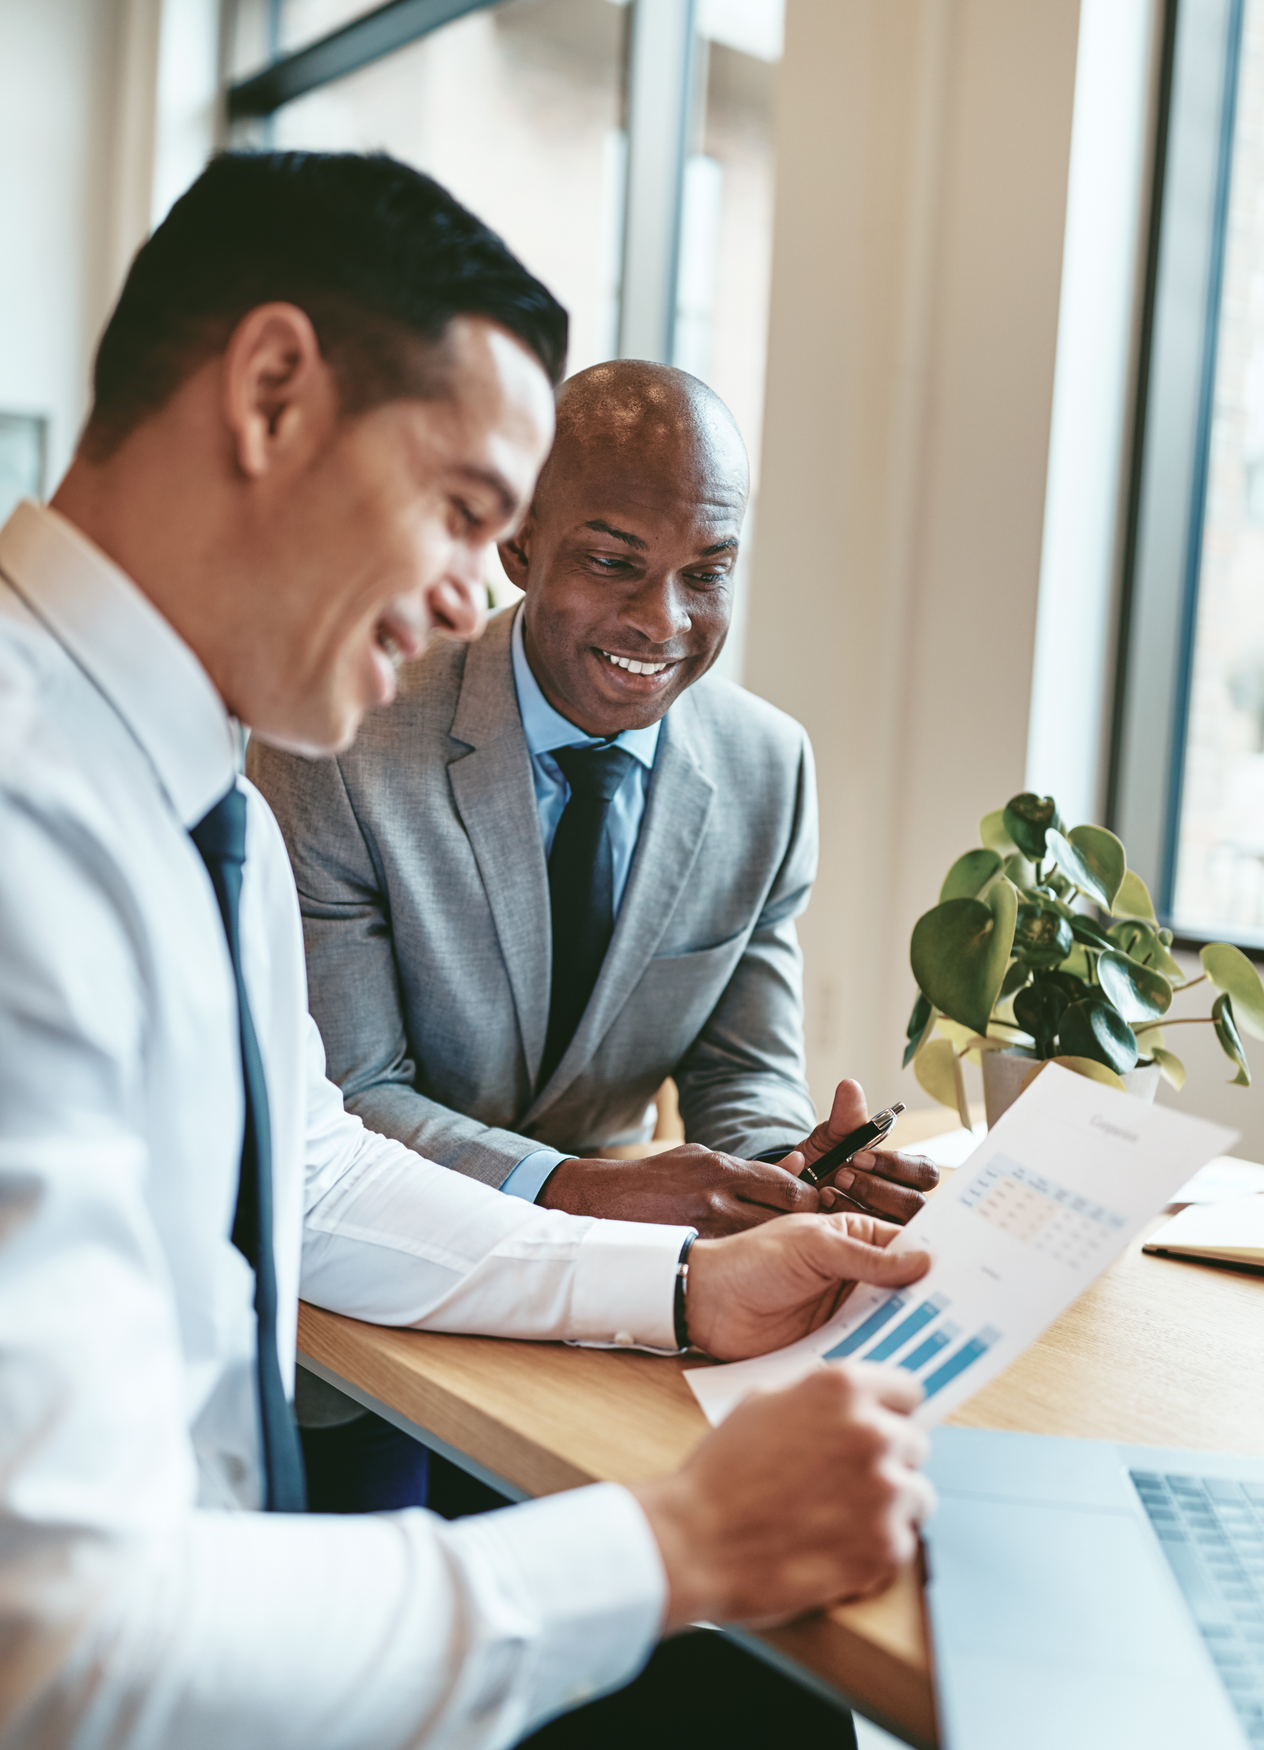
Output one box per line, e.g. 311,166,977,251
86,150,568,455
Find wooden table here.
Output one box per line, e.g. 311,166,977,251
296,1107,1264,1747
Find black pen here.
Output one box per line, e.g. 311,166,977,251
799,1102,906,1188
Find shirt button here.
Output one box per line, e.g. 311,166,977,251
613,1331,635,1347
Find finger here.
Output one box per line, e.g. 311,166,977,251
852,1148,939,1191
826,1078,868,1138
837,1211,905,1249
795,1079,870,1167
846,1359,925,1416
797,1218,931,1287
733,1161,820,1213
702,1198,796,1236
836,1171,927,1225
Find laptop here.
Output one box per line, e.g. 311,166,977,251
923,1426,1264,1748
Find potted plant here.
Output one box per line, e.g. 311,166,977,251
904,792,1264,1127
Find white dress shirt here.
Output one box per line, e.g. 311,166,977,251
501,609,663,1202
0,501,693,1749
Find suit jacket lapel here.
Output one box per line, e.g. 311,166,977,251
525,694,717,1118
446,609,552,1087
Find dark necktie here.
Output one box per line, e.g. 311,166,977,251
539,743,637,1091
190,785,307,1513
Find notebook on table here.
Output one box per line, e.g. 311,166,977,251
1143,1194,1264,1271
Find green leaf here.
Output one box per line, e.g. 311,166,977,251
1046,828,1111,909
940,848,1003,903
1068,912,1116,952
1151,1047,1186,1091
1000,959,1032,999
1108,919,1183,981
1213,992,1251,1086
1096,949,1173,1023
1067,824,1127,909
913,1036,970,1125
1002,793,1062,861
980,809,1018,854
910,881,1018,1038
1012,903,1074,968
1202,943,1264,1042
1020,1055,1128,1096
1012,978,1071,1054
1058,997,1139,1073
1113,868,1158,922
902,990,935,1068
1062,943,1094,981
1002,852,1039,890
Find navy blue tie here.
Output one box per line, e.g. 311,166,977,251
191,785,307,1513
539,743,637,1091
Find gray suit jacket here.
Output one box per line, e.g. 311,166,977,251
248,607,819,1187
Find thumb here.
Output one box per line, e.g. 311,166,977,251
801,1219,932,1289
826,1078,868,1140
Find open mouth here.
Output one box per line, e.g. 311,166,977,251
375,626,406,670
597,647,677,677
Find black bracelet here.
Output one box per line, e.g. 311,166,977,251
673,1232,696,1351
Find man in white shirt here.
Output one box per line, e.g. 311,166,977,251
0,150,933,1748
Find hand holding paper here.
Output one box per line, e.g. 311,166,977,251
684,1211,932,1361
688,1065,1236,1429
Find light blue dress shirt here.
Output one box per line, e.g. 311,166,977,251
501,607,663,1202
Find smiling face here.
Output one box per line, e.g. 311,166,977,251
236,316,557,755
500,366,749,736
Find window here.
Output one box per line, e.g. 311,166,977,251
225,0,782,647
1110,0,1264,946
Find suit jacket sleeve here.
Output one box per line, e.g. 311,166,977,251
247,742,544,1187
671,727,820,1158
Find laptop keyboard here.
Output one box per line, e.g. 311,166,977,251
1132,1471,1264,1744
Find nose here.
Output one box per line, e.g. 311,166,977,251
620,570,692,647
426,545,488,645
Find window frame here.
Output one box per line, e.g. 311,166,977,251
223,0,700,368
1108,0,1250,949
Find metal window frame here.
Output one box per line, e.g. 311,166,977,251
224,0,697,368
1108,0,1247,944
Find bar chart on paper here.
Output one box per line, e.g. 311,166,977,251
685,1066,1236,1430
822,1293,1000,1400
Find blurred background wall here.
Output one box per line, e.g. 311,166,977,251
3,0,1261,1158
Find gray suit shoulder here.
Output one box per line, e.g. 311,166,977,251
677,671,812,782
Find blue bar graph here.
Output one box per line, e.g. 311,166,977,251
922,1326,1002,1398
823,1294,905,1361
864,1296,948,1362
900,1324,959,1372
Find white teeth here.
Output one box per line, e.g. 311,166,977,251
377,629,404,669
600,649,669,676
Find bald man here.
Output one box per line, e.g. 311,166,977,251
249,362,934,1505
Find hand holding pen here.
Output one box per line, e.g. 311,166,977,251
774,1080,939,1226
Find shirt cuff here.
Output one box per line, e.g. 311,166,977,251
501,1148,570,1203
441,1482,667,1724
569,1220,696,1352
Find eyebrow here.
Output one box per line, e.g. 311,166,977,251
582,520,739,559
583,518,648,551
454,464,518,518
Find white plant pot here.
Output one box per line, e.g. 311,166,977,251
980,1047,1161,1129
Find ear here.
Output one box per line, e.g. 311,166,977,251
221,303,336,479
498,515,535,588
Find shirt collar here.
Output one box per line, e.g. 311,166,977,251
0,501,239,827
510,603,663,770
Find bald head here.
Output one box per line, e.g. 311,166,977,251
535,360,749,506
500,361,749,736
